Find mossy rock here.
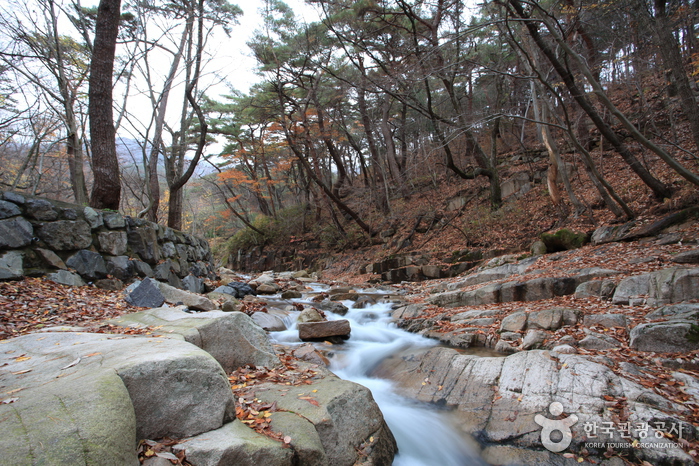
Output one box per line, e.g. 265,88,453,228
540,229,590,252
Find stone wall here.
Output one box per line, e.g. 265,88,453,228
0,191,214,292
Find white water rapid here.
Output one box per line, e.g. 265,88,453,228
270,291,486,466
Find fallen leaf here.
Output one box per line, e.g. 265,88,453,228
60,357,81,370
155,451,179,460
1,397,19,404
283,436,292,444
14,356,31,362
11,369,31,375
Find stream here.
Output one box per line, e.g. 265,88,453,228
269,285,487,466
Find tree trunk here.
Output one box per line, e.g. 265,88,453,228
89,0,122,210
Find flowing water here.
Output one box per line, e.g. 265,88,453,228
270,288,487,465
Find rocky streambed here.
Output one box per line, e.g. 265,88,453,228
2,240,699,465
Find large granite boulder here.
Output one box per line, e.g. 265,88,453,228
613,267,699,305
106,307,280,372
0,332,236,465
629,321,699,353
373,347,693,465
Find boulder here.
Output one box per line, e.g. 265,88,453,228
0,217,34,249
47,270,86,287
629,321,699,353
0,332,236,465
613,267,699,306
83,206,103,229
257,283,279,294
66,249,108,281
98,230,128,256
299,320,351,341
127,226,160,264
591,221,635,245
0,199,21,219
372,347,692,465
521,329,548,350
182,274,205,294
314,300,349,316
25,198,58,221
540,229,589,252
152,280,217,311
575,279,617,299
578,334,619,350
251,312,286,332
106,308,280,371
250,367,396,466
672,249,699,264
293,343,330,366
35,248,67,269
103,211,126,229
95,278,124,291
227,282,257,298
173,420,293,466
124,278,166,308
0,250,23,280
281,290,302,299
646,303,699,320
36,220,91,251
107,256,136,281
583,313,628,329
298,308,325,323
500,311,527,332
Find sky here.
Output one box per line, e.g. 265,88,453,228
211,0,321,94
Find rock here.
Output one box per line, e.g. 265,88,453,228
540,229,589,252
2,191,25,204
65,249,108,281
97,230,128,256
221,300,240,312
173,420,294,466
299,320,351,341
494,339,518,354
353,296,377,309
124,278,166,308
530,240,547,255
552,344,577,354
373,347,692,465
583,313,628,329
182,274,205,294
499,332,522,341
251,312,286,332
127,226,160,264
630,321,699,353
298,308,325,323
47,270,86,287
527,308,567,330
0,217,34,249
251,368,397,466
591,221,635,245
500,311,527,332
521,329,548,349
672,249,699,264
107,256,136,281
107,308,280,371
95,278,124,291
646,303,699,320
36,220,91,251
452,309,499,321
25,198,58,221
314,300,349,316
83,206,103,229
330,292,359,301
226,281,257,298
35,248,67,269
613,267,699,306
281,289,302,299
578,334,619,350
575,279,617,299
328,286,352,295
0,332,236,464
0,199,21,219
132,260,154,278
103,211,126,229
293,343,330,366
152,280,217,311
257,283,279,294
0,251,23,280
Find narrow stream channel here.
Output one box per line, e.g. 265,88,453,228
269,286,487,465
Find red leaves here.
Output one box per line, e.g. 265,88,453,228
0,277,143,340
